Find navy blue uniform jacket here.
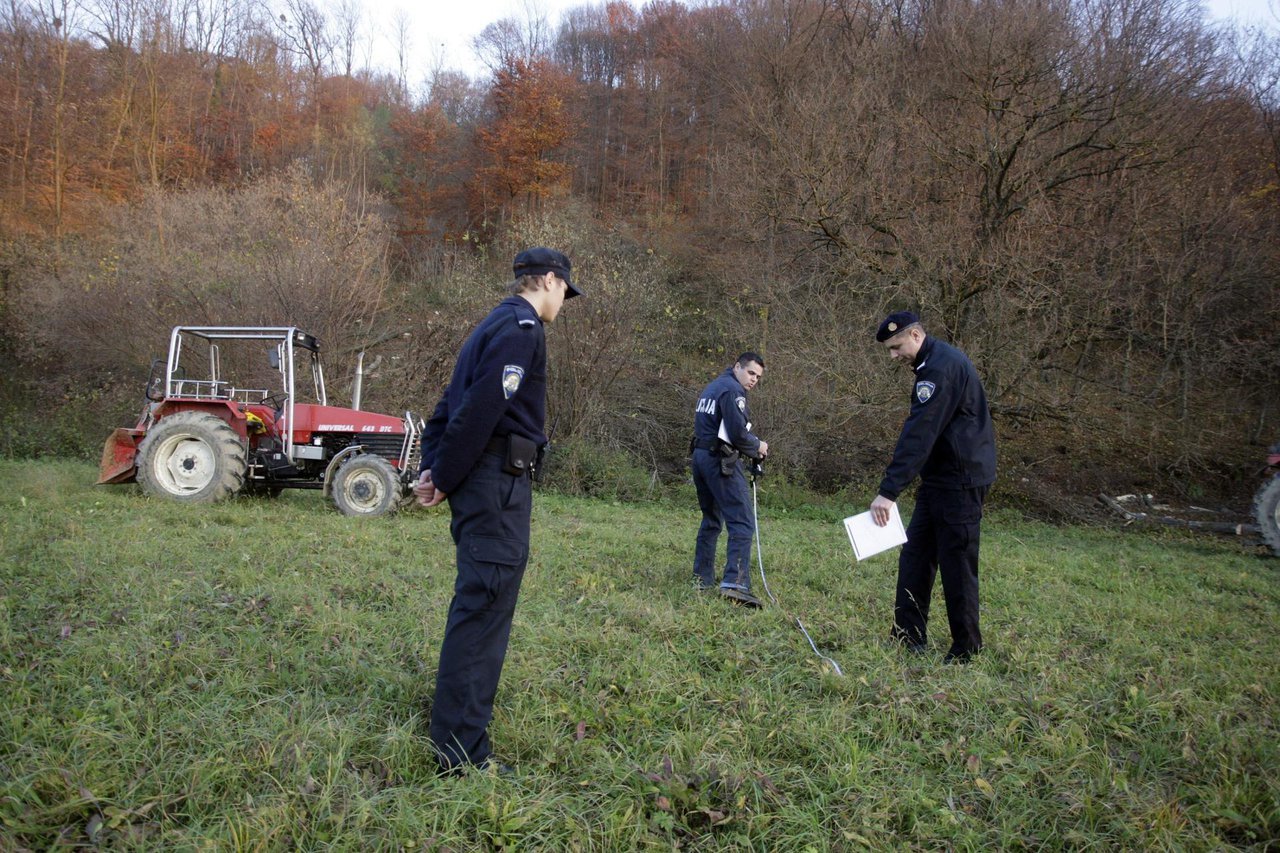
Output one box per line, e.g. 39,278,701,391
694,367,762,457
419,296,547,495
878,336,996,500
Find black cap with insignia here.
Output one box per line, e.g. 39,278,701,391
513,247,583,298
876,310,919,343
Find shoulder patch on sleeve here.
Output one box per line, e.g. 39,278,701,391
502,365,525,399
518,318,536,327
915,381,936,404
736,396,746,412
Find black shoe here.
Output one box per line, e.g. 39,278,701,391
720,587,763,608
892,632,927,654
943,648,978,665
483,759,515,777
438,758,514,778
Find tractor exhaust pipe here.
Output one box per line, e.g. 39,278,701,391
351,351,383,411
352,351,365,411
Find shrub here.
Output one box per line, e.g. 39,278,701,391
540,439,664,502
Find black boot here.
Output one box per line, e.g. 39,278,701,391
720,587,763,608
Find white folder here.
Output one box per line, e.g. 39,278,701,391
843,503,908,561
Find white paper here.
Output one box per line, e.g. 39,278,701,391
843,504,908,561
716,419,751,444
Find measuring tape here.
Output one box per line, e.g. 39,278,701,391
750,469,845,676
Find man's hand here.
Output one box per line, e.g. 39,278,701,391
413,469,448,508
757,440,769,458
870,494,895,527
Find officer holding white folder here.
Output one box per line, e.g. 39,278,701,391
868,312,996,664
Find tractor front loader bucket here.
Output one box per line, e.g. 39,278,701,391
98,428,144,484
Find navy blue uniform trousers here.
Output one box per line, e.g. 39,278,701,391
430,451,531,771
691,448,753,589
893,483,987,656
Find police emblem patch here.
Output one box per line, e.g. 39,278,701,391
736,397,746,412
915,381,936,404
502,365,525,399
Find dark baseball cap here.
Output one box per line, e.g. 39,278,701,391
875,311,919,342
513,247,582,298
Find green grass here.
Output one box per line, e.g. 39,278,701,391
1,461,1277,851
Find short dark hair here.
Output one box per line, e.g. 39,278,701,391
506,274,544,295
737,352,764,369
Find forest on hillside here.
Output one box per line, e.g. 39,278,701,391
1,0,1278,512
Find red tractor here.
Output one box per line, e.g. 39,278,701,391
1256,442,1280,557
98,326,422,517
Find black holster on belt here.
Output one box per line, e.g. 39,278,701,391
690,436,738,475
716,442,739,476
493,433,538,477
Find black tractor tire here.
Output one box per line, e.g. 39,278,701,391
332,454,403,517
1254,474,1280,557
136,411,247,503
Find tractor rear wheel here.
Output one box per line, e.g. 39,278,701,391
137,411,247,503
332,454,402,517
1254,474,1280,557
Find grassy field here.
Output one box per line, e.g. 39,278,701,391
1,460,1277,851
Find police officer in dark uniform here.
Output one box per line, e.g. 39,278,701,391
869,312,996,663
690,352,769,606
413,247,581,773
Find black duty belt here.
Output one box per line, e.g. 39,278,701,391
691,439,723,452
486,435,509,455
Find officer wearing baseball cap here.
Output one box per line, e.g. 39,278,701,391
413,247,580,774
513,247,583,299
867,310,996,663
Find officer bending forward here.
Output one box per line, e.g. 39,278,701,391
868,312,996,663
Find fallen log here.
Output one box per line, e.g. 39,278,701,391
1098,494,1261,536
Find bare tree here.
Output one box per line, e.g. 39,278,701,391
389,5,409,103
274,0,330,76
83,0,141,50
332,0,359,77
0,0,38,221
274,0,331,162
474,1,553,74
35,0,83,239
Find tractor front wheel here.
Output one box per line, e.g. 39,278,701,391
137,411,247,503
332,454,403,517
1254,474,1280,557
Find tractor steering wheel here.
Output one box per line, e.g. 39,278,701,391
261,392,289,411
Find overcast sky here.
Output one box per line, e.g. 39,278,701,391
354,0,582,82
1210,0,1278,25
352,0,1278,86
